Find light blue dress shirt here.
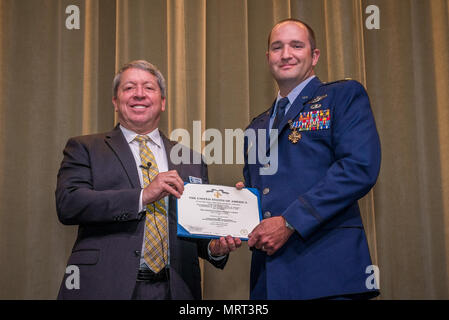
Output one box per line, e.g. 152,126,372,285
269,75,316,130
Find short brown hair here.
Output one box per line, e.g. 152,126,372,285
267,18,316,52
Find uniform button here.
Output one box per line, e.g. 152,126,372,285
263,188,270,195
134,250,140,257
264,211,271,219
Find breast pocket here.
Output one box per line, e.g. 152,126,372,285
301,128,331,140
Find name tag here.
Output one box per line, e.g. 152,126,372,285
189,176,202,184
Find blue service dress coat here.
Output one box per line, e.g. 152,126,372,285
56,125,227,299
244,77,381,299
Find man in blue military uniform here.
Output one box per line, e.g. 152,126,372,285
238,18,381,299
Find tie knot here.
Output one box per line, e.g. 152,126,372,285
277,97,289,111
134,135,150,144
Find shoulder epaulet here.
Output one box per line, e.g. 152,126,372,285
251,107,271,122
321,78,352,86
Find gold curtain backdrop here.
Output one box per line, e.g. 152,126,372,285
0,0,448,299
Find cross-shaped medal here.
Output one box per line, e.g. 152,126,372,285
288,130,302,143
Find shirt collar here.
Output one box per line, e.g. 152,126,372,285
119,124,163,149
275,75,316,106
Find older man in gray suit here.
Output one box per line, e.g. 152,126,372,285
56,60,241,300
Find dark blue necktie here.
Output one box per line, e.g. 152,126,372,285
272,97,289,130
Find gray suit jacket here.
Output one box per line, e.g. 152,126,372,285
56,125,227,299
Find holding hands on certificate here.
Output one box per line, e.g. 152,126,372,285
209,235,242,256
235,182,294,256
144,170,242,256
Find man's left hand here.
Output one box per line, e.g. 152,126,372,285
209,235,242,256
247,216,294,256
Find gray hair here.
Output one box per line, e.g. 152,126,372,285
112,60,166,99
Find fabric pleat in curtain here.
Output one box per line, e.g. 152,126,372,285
0,0,449,299
0,0,116,298
364,0,449,299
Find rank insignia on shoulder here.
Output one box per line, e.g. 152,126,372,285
323,79,351,86
290,109,331,131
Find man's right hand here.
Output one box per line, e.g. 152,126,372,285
142,170,184,204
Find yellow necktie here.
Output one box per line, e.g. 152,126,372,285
135,135,168,273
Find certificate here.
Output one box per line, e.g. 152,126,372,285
177,183,261,240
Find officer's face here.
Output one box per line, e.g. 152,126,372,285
267,22,320,88
113,68,166,134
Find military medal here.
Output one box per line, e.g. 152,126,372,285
288,120,301,143
289,130,301,143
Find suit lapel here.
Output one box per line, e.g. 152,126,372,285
160,132,183,254
104,125,140,189
161,131,178,172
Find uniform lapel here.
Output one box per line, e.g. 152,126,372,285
263,100,276,154
160,131,179,218
265,77,323,155
104,125,140,188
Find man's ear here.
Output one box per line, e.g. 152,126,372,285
112,97,118,112
312,49,320,67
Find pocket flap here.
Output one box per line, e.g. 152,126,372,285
68,249,100,265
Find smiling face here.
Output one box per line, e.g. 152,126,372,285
112,67,166,134
267,21,320,96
